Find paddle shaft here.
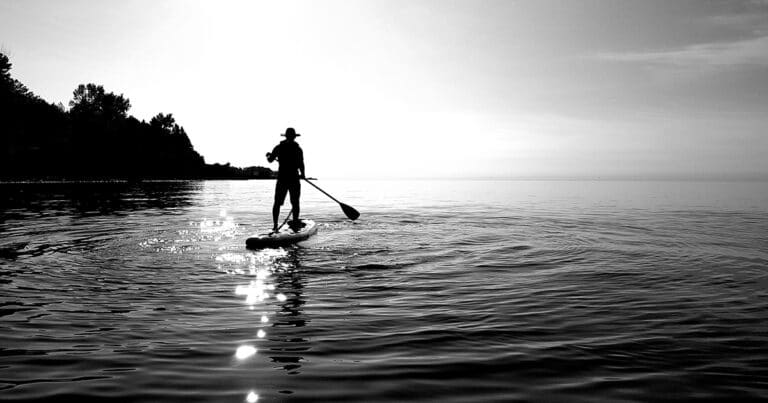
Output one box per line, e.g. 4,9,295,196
276,208,293,232
303,178,360,220
303,179,341,204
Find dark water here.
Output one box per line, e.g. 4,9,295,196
1,180,767,402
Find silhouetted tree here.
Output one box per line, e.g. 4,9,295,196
1,59,69,178
0,53,12,92
150,113,175,131
1,52,274,180
0,53,36,100
0,54,9,77
69,83,130,120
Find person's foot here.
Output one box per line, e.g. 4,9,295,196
271,227,278,234
288,220,304,232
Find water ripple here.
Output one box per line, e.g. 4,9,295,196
1,180,767,401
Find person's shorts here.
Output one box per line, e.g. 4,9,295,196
275,179,300,206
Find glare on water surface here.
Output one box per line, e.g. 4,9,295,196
206,208,303,401
143,206,300,401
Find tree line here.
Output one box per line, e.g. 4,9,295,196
0,52,274,180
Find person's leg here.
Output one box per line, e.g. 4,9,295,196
273,181,288,231
289,180,301,226
272,204,280,232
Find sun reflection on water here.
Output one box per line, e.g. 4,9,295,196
214,233,313,397
235,345,257,360
194,209,238,241
235,281,270,306
215,245,295,398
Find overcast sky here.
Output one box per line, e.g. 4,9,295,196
1,0,767,179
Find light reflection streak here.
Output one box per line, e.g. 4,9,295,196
235,345,257,360
218,248,287,364
235,281,270,306
195,209,238,242
216,243,308,395
201,210,307,398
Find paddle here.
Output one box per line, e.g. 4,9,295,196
275,208,293,233
303,178,360,220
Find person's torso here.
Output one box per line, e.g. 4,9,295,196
276,140,302,179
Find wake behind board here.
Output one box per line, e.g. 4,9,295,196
246,219,318,249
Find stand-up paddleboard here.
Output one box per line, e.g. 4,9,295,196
246,219,318,249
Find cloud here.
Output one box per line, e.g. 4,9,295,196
597,35,768,68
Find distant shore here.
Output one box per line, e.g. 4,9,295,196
0,178,275,184
2,52,276,182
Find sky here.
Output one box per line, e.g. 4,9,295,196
1,0,767,179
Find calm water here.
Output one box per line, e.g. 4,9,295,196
1,180,768,402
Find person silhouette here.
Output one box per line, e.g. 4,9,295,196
266,127,306,233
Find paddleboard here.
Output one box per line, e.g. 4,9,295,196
246,219,318,249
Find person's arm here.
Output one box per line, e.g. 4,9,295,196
266,144,279,162
298,146,305,179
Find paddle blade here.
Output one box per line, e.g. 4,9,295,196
340,203,360,220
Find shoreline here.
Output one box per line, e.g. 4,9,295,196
0,177,276,184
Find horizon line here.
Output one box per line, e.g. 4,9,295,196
310,175,768,182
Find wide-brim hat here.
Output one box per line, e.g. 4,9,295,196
281,127,301,137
